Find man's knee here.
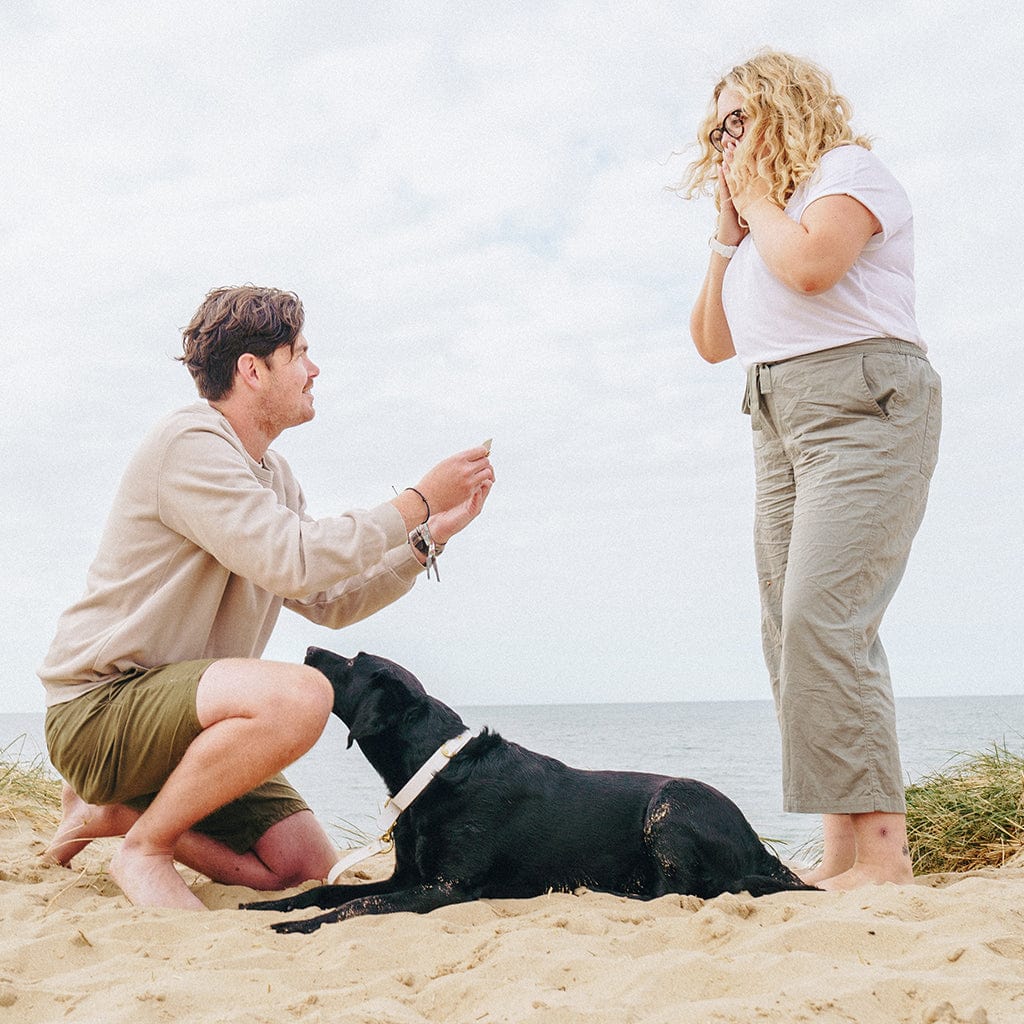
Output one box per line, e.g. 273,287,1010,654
269,666,333,741
294,665,333,726
255,809,337,886
197,660,333,734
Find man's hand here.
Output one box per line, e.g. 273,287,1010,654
417,444,494,514
392,444,495,533
428,478,493,545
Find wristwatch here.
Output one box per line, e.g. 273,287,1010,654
708,235,738,259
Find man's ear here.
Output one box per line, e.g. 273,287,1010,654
235,352,263,391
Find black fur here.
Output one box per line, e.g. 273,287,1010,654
243,648,817,932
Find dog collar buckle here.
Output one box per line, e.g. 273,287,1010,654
441,736,467,758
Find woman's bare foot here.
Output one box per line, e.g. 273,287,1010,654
818,861,915,891
816,811,914,890
795,864,833,886
795,856,857,886
43,784,139,866
109,839,206,910
797,812,913,889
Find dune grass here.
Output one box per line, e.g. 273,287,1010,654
905,743,1024,874
0,738,61,826
794,745,1024,875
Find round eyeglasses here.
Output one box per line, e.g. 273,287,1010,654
709,109,746,152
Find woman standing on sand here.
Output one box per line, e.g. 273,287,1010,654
680,50,941,889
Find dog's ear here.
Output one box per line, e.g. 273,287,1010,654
345,674,417,748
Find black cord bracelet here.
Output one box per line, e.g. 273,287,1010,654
404,487,430,524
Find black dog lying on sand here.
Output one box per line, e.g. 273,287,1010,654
244,648,816,933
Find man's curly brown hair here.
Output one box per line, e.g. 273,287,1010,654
179,286,305,400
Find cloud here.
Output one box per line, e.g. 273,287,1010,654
3,1,1023,711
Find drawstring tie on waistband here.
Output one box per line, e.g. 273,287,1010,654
742,362,773,431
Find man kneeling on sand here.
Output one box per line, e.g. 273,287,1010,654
37,285,494,910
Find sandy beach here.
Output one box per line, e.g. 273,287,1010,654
2,791,1022,1024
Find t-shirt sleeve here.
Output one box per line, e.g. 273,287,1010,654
803,145,912,245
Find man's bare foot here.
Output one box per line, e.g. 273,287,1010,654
109,840,206,910
43,784,139,866
818,862,915,891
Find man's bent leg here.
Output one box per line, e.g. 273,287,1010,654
170,809,337,890
110,659,332,909
44,784,141,866
46,789,336,892
251,809,337,887
44,660,215,866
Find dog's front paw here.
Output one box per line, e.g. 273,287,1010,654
270,917,322,935
240,897,298,913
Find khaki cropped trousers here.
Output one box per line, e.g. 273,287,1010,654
744,338,941,814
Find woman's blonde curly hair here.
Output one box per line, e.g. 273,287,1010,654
678,50,871,209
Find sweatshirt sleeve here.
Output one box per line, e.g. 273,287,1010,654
156,423,413,601
283,543,422,628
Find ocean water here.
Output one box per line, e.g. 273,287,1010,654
4,694,1023,858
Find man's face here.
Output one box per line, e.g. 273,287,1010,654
259,333,320,433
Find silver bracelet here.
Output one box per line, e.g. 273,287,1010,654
409,523,441,581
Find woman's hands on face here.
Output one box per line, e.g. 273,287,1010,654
721,145,772,229
715,160,748,247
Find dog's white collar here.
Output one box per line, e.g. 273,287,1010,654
325,729,474,885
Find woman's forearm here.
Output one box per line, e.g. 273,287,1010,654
689,254,737,363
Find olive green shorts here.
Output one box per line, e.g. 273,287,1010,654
45,660,310,854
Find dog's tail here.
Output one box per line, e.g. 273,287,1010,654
733,856,819,897
733,872,819,897
726,840,822,896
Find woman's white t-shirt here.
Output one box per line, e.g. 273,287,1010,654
721,144,926,369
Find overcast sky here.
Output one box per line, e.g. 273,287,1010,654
3,1,1021,713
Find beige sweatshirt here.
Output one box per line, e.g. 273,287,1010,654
39,402,422,707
